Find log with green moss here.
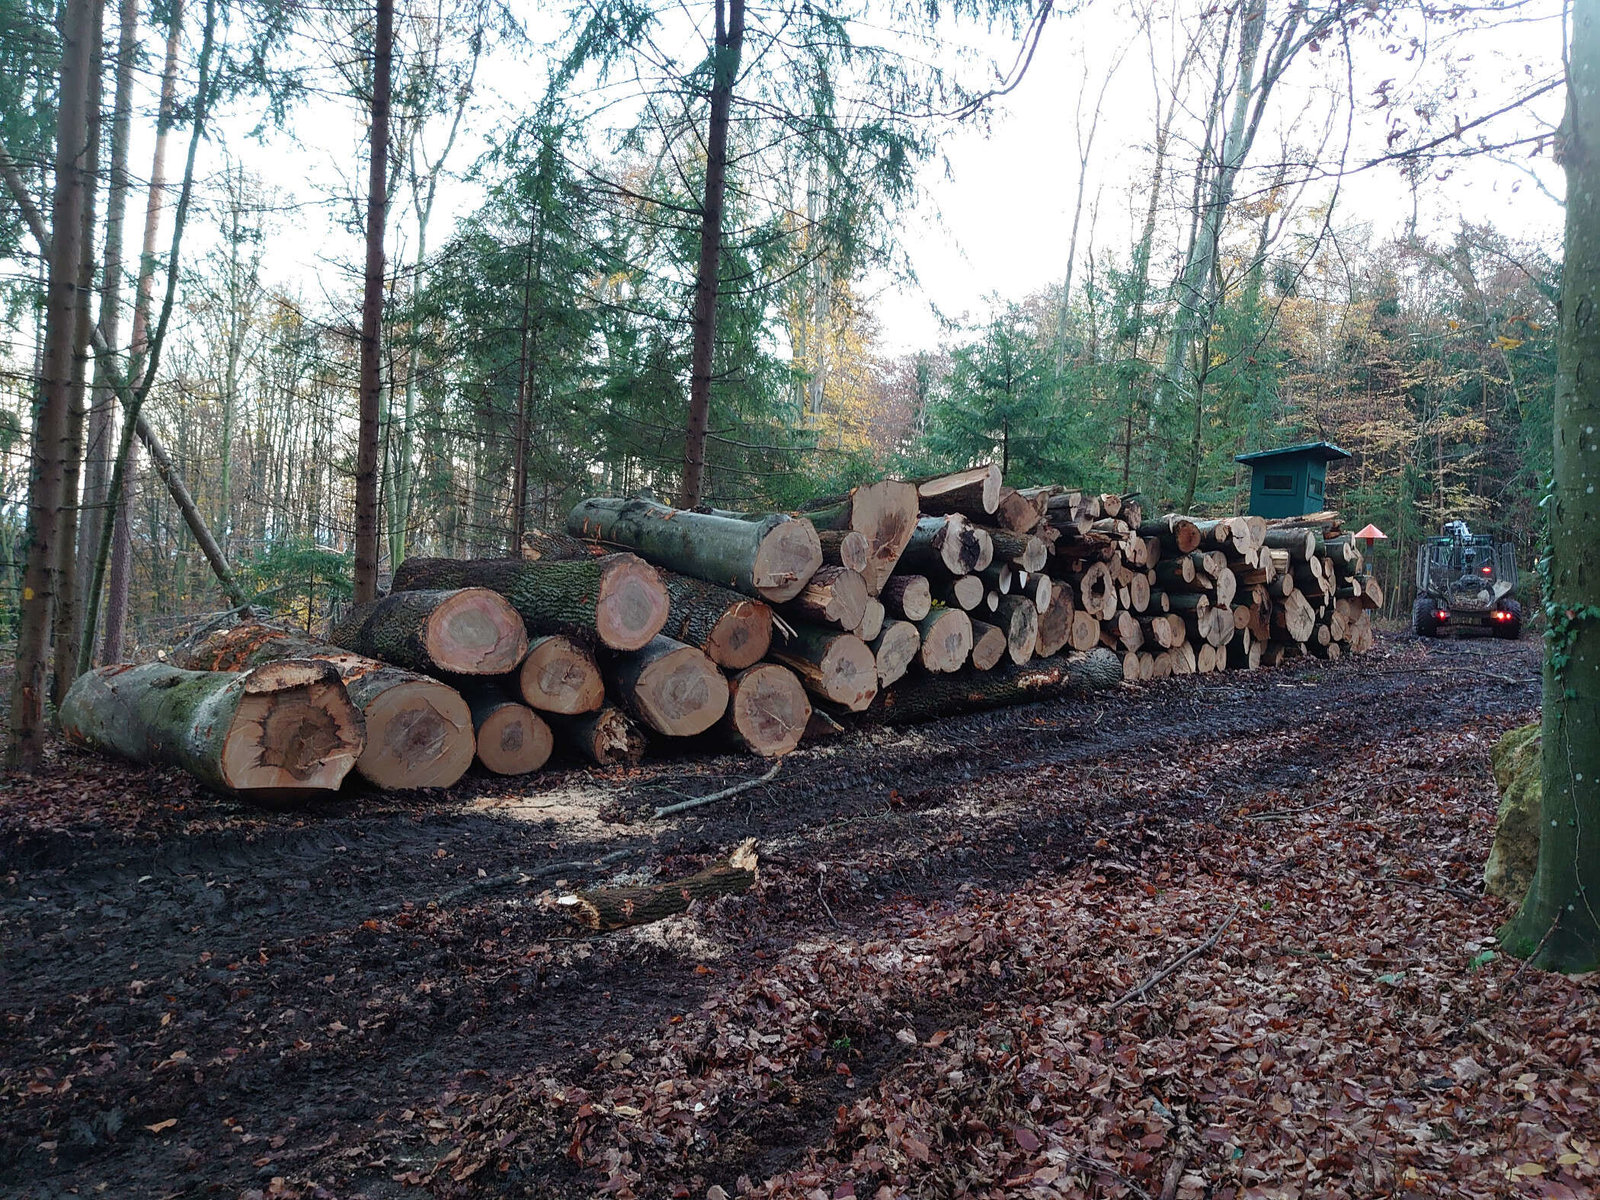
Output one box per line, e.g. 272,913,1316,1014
59,660,365,803
326,588,527,675
388,554,669,651
568,496,821,602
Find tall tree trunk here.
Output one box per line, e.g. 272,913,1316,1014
6,0,98,769
102,0,184,663
76,0,140,661
50,4,105,704
353,0,394,604
1501,1,1600,974
677,0,746,509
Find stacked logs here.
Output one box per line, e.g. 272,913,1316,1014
60,467,1380,801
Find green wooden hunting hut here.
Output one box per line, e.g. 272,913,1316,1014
1234,441,1351,519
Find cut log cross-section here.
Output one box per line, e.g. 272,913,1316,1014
660,574,773,669
550,704,647,767
328,588,528,676
880,574,932,622
568,497,822,602
768,624,878,711
869,620,921,688
392,555,670,651
915,605,974,673
968,619,1009,671
855,599,885,643
900,515,992,576
781,565,868,630
722,663,810,757
606,636,730,737
59,661,365,803
817,528,871,574
804,480,919,595
170,622,476,790
1033,587,1075,658
993,595,1039,665
466,693,554,776
517,635,606,714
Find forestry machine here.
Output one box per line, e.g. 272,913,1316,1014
1411,520,1522,639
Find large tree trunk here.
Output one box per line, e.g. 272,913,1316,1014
326,588,528,675
59,660,364,801
870,648,1124,726
390,555,670,651
605,635,729,737
568,497,820,602
1503,2,1600,974
170,620,474,790
678,0,746,507
353,0,393,604
6,0,98,770
721,663,809,757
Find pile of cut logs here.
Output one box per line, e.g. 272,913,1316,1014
59,465,1380,802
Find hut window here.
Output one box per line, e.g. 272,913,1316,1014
1263,473,1294,493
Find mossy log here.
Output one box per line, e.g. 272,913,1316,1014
389,555,669,651
568,497,821,602
169,619,475,790
868,648,1124,726
1139,515,1202,554
327,588,527,675
59,660,365,803
660,573,773,669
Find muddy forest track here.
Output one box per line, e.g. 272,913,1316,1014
0,633,1541,1198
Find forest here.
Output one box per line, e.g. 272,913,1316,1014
0,0,1564,667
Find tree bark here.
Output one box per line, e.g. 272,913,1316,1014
353,0,394,604
1503,1,1600,972
170,619,474,789
59,660,364,800
915,464,1001,518
327,588,528,675
899,515,991,576
6,0,98,769
678,0,746,507
568,497,820,602
389,555,670,651
657,573,772,668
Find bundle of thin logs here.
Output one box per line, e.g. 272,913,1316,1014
60,466,1380,801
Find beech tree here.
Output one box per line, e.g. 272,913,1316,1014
1501,0,1600,975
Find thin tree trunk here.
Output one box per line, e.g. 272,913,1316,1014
76,0,140,660
6,0,98,769
510,203,537,552
677,0,746,509
103,0,184,663
51,11,105,704
353,0,394,603
1501,0,1600,973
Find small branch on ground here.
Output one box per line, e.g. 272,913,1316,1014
1110,906,1244,1011
654,759,784,818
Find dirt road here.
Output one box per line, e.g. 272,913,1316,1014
0,634,1550,1198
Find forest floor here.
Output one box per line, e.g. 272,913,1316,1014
4,632,1597,1200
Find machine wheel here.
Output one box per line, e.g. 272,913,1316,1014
1412,596,1441,637
1496,598,1523,640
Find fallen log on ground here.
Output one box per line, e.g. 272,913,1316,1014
559,839,758,930
59,660,365,802
170,619,475,789
868,648,1125,725
390,555,669,651
568,497,821,602
327,588,528,676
